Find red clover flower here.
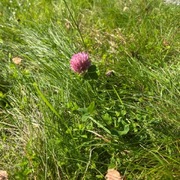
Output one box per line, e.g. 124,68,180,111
70,52,91,74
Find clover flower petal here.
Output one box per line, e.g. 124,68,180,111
70,52,91,73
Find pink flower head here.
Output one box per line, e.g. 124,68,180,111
70,52,91,74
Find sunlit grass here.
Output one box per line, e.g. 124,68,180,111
0,0,180,179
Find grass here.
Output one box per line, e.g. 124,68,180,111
0,0,180,179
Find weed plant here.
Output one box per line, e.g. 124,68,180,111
0,0,180,179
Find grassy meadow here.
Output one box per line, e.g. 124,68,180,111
0,0,180,179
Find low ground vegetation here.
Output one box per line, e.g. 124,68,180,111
0,0,179,179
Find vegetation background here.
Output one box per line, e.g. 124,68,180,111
0,0,179,179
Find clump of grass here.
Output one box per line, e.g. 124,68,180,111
0,0,180,179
